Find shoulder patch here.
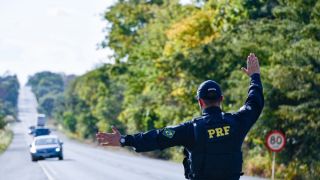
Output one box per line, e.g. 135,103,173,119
240,105,252,111
162,128,175,138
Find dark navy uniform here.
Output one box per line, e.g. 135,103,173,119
120,74,264,180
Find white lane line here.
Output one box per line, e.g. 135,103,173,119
38,161,56,180
43,161,59,176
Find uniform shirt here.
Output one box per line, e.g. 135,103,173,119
122,73,264,152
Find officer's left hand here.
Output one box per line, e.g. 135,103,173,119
96,126,121,146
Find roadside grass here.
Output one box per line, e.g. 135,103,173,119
0,129,13,154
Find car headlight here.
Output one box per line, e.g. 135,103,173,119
30,147,37,153
55,147,61,152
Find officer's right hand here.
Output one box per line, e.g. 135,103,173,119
96,126,121,146
241,53,260,76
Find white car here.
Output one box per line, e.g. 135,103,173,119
29,135,63,161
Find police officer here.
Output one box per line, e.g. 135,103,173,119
96,53,264,180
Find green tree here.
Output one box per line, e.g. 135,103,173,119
27,71,64,117
0,102,6,129
58,64,125,139
0,74,20,121
38,93,56,117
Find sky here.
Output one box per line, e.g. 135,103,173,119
0,0,191,85
0,0,117,85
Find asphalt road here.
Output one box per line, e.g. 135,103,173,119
0,87,264,180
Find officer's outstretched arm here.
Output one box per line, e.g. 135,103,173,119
96,122,194,152
123,122,194,152
237,53,264,131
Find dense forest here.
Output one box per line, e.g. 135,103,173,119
27,71,75,118
0,74,20,129
28,0,319,178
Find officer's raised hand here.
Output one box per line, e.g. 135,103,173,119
96,126,121,146
241,53,260,76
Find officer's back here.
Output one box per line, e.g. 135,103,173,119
96,53,264,180
185,54,263,180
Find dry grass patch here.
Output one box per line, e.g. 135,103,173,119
0,129,13,154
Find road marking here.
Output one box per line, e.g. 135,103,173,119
38,161,56,180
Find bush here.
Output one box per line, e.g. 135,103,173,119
63,112,77,133
244,153,271,177
284,160,320,180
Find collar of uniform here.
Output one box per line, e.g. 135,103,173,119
202,106,222,116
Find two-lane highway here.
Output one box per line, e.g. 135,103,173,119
0,87,184,180
0,87,48,179
0,87,264,180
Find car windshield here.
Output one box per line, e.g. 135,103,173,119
35,138,59,145
35,129,50,135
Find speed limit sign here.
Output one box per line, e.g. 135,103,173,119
266,130,286,152
266,130,286,180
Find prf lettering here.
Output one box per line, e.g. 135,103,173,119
208,126,230,138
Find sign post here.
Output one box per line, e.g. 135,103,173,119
265,130,286,180
272,151,276,180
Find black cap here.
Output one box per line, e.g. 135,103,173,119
196,80,222,100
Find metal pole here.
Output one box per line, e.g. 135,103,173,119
272,152,276,180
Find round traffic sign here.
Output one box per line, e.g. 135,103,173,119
265,130,286,152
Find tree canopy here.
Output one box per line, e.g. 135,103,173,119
0,74,20,129
27,71,68,117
